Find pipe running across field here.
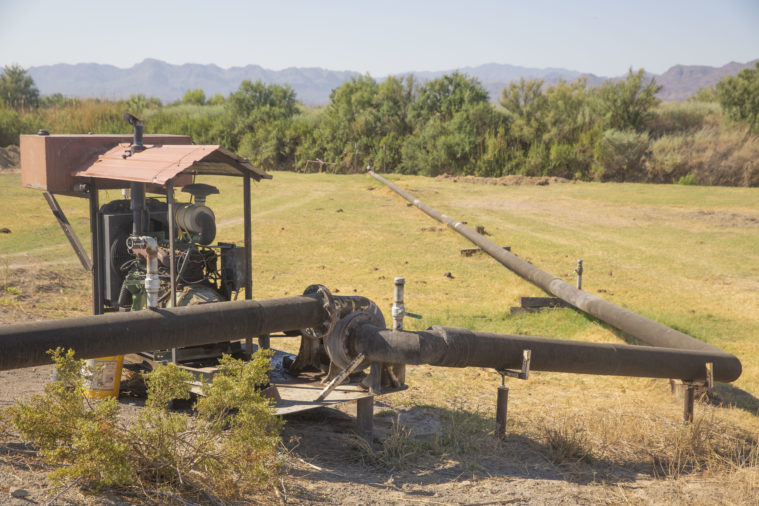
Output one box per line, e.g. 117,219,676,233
0,295,326,371
351,325,741,382
368,170,739,371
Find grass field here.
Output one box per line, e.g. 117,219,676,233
1,170,758,502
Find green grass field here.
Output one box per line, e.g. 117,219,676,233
2,170,759,500
2,170,758,393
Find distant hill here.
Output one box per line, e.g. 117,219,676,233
27,58,758,106
28,59,357,106
655,61,758,101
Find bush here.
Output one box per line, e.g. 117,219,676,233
5,348,282,502
0,101,22,146
646,101,721,138
647,134,690,183
593,129,649,182
681,126,759,187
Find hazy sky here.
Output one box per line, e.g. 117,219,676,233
1,0,757,76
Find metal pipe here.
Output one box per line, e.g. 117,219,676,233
0,296,325,371
128,236,160,309
368,171,727,356
351,325,742,383
392,277,405,331
130,182,146,236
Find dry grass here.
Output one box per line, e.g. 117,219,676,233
2,170,759,503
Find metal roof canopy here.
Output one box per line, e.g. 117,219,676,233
74,143,271,186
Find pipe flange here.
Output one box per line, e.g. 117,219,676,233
301,284,337,340
324,305,386,369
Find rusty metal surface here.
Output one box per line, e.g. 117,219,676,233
0,295,326,371
351,324,741,383
20,134,192,195
74,144,270,185
268,351,405,415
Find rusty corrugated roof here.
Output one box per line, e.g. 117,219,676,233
73,143,271,185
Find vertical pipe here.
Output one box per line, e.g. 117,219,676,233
243,175,252,300
88,183,102,315
131,183,146,236
356,396,374,443
167,182,177,363
392,277,405,331
167,181,176,308
684,386,695,423
495,386,509,439
390,277,407,384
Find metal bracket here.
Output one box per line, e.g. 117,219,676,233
496,349,531,383
315,352,366,402
301,284,337,340
682,362,714,423
43,191,92,272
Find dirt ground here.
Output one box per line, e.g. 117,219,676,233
435,174,571,187
0,290,739,505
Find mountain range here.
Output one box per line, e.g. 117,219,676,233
27,58,758,106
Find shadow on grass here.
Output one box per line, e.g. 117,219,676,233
281,403,655,493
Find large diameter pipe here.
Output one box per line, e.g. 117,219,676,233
0,296,325,371
368,171,726,356
353,325,742,383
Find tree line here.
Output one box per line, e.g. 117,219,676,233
2,62,759,185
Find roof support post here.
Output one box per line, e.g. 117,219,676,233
243,175,252,300
88,182,103,315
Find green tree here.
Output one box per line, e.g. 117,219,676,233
182,88,206,105
716,62,759,133
219,80,299,165
402,74,506,176
500,78,547,146
207,93,226,105
0,64,39,109
0,101,23,146
409,71,489,126
595,68,661,131
308,74,384,171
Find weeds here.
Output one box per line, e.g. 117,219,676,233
347,416,419,471
542,419,595,466
4,348,282,502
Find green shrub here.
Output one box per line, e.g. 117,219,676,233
523,142,549,176
646,101,720,138
592,129,649,182
5,348,282,502
681,126,759,187
678,174,699,185
647,134,690,183
0,101,22,146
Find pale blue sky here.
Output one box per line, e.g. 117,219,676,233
1,0,757,76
